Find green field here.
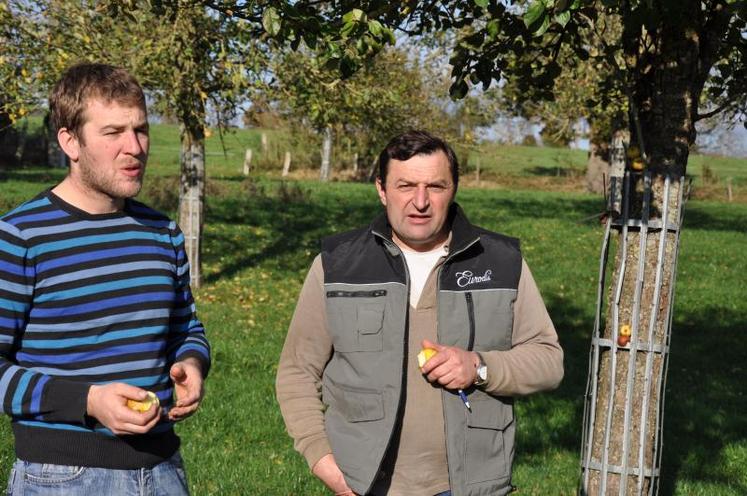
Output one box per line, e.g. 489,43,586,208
6,115,747,192
1,126,746,494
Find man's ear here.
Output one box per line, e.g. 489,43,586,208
375,177,387,207
57,128,80,163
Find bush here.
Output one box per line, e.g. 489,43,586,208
141,175,180,213
701,164,719,185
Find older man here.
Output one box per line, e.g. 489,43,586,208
276,130,563,496
0,63,210,495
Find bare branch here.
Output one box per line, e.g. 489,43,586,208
695,101,733,121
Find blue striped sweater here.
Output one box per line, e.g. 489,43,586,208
0,189,211,468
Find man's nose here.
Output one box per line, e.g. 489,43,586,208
123,130,147,156
412,184,429,210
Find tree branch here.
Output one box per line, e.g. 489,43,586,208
695,101,733,121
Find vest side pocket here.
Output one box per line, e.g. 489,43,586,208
464,392,514,484
323,378,385,471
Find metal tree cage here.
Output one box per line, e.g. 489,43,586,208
579,156,688,495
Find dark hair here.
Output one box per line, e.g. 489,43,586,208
377,130,459,189
49,63,145,141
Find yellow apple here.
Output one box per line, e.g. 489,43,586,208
127,391,160,412
417,348,438,369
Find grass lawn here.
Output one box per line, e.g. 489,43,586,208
0,127,745,494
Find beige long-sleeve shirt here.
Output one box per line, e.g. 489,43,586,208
276,253,563,495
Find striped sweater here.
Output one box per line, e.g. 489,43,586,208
0,189,211,469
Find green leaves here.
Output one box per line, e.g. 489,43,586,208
486,19,500,39
341,8,365,37
523,0,581,36
342,8,365,24
555,10,571,27
449,78,469,100
524,1,550,36
262,7,281,37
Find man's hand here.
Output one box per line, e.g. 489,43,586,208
168,358,204,421
87,383,161,435
312,454,357,495
420,339,480,390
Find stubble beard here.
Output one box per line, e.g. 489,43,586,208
78,156,144,202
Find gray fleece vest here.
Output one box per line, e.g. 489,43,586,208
321,205,521,496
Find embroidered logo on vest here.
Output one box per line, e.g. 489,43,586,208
456,269,493,288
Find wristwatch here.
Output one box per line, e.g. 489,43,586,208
474,352,488,387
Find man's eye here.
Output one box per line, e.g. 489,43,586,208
428,185,446,191
397,184,414,191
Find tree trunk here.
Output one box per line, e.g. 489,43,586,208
319,125,332,182
14,119,27,164
585,142,609,194
0,109,13,169
581,11,706,495
178,122,205,289
46,114,66,168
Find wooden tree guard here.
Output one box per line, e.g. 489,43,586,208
183,176,201,289
580,168,688,495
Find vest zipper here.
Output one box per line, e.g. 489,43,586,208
326,289,387,298
465,291,476,351
366,233,411,495
436,235,479,494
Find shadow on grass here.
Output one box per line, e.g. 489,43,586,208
525,166,584,178
514,292,591,459
202,189,605,285
515,299,746,495
0,169,66,183
202,191,381,283
459,191,604,225
682,204,747,232
658,306,747,495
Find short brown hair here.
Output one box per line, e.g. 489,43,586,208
49,63,145,139
377,130,459,189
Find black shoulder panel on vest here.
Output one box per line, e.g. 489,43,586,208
321,227,406,285
439,227,522,292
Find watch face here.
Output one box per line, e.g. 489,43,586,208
477,365,488,381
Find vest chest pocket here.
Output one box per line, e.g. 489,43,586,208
326,290,386,352
465,392,514,484
471,289,516,351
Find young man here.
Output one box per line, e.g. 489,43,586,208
276,130,563,496
0,63,210,495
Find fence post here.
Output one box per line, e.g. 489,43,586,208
282,151,291,177
243,149,253,176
